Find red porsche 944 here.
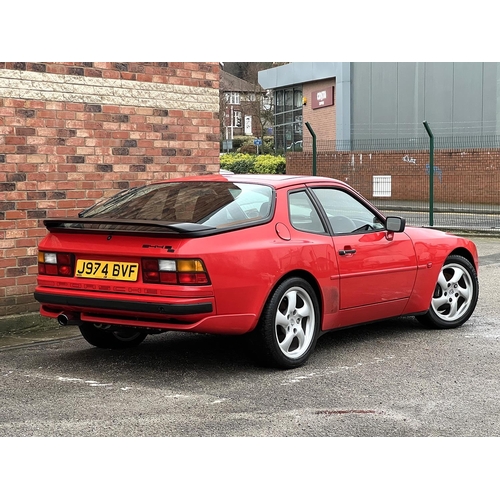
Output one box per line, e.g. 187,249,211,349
35,174,479,369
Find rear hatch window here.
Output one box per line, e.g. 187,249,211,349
49,181,274,233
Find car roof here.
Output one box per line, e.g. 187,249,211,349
155,173,348,190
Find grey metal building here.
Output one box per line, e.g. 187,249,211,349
258,62,500,149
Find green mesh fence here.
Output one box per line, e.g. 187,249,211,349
290,136,500,231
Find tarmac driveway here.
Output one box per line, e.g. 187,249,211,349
1,237,499,438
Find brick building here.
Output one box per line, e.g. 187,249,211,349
0,62,220,321
220,69,268,141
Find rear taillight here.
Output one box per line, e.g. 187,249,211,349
142,258,210,285
38,252,75,277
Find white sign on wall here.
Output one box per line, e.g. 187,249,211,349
244,115,252,135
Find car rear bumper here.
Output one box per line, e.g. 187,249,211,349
34,291,213,316
34,287,256,335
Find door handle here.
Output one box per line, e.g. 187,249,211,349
339,248,356,256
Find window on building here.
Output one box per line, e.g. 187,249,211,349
234,110,242,128
225,92,240,105
263,91,272,111
273,86,303,153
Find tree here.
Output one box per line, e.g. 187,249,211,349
220,63,288,150
222,62,288,83
239,83,273,142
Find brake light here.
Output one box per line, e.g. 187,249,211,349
142,258,210,285
38,252,75,277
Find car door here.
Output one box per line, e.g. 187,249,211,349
310,187,418,311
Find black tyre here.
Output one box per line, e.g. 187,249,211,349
79,323,148,349
416,254,478,329
255,277,320,369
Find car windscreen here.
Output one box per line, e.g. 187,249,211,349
80,181,274,229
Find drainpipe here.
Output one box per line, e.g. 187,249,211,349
305,122,317,176
423,120,434,226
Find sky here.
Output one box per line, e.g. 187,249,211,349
3,1,495,63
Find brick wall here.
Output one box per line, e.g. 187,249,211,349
287,149,500,205
302,79,336,142
0,62,220,317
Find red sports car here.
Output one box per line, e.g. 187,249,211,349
35,174,479,369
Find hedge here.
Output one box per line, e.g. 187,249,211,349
220,153,286,174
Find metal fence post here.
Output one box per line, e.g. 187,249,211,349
423,120,434,226
305,122,317,176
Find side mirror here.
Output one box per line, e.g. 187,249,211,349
386,216,406,232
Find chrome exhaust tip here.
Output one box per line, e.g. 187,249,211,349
57,314,82,326
57,314,69,326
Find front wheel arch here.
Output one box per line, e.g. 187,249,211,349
445,247,477,272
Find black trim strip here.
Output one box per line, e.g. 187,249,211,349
43,218,214,234
34,292,213,315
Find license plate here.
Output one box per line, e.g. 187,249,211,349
75,260,139,281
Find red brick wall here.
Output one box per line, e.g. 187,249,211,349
302,79,336,143
0,62,220,317
287,149,500,205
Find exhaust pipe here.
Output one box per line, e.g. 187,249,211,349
57,313,82,326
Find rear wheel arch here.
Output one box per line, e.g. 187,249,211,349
262,270,324,322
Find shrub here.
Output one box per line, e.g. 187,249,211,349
262,136,274,154
220,153,286,175
239,144,257,154
232,136,246,150
253,155,286,174
220,153,255,174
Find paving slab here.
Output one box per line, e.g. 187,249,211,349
0,313,79,350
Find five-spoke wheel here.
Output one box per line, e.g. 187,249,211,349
417,254,479,329
256,277,320,369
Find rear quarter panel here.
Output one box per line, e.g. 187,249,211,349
179,221,338,328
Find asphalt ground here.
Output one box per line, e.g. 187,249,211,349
2,234,499,496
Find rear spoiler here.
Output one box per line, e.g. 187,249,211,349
43,218,215,234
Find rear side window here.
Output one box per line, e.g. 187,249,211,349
288,191,325,233
81,181,273,229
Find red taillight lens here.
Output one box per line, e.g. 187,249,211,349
144,271,160,282
57,254,72,265
142,259,160,282
58,265,73,276
160,273,178,284
141,258,209,285
178,273,209,284
38,252,75,277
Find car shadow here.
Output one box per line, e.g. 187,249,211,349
52,316,429,382
59,330,263,379
315,316,428,353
